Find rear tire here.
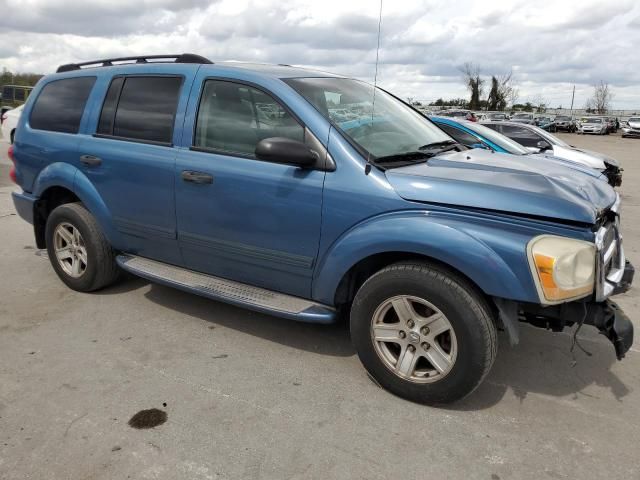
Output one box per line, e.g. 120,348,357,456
350,262,497,405
45,203,120,292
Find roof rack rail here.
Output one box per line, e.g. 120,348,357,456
56,53,213,73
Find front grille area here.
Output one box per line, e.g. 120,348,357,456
595,198,625,301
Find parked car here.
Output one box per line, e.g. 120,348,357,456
0,85,33,109
621,117,640,138
578,117,608,135
482,121,623,186
441,109,477,122
9,54,634,405
1,104,23,144
553,115,576,132
485,112,508,121
534,116,557,132
430,116,607,182
510,112,535,124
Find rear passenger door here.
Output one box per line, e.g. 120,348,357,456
174,78,326,298
79,66,197,264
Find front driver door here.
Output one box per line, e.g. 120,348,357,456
174,78,325,298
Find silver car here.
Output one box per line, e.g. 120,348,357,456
579,117,608,135
510,112,535,124
481,121,622,186
622,117,640,138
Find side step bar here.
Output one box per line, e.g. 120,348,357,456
116,255,336,324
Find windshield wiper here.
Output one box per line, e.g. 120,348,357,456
418,139,457,150
418,140,465,155
374,151,433,166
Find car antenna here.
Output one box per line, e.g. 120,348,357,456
365,0,383,176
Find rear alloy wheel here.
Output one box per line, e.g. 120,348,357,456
350,262,497,405
45,203,120,292
53,222,88,278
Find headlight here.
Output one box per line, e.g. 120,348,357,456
527,235,596,304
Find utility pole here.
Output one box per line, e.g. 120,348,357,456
569,85,575,118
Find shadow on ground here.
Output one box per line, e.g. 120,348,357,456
143,282,354,357
105,276,631,409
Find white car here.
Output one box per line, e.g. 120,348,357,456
578,117,608,135
1,104,23,144
481,121,622,186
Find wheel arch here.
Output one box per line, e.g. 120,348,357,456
313,211,538,308
32,164,121,249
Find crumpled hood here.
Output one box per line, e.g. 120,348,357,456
385,149,616,224
550,145,618,169
628,120,640,129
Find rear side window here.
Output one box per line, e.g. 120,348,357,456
30,77,96,134
97,76,182,144
436,123,480,147
194,80,304,156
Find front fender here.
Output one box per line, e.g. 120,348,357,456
312,210,540,305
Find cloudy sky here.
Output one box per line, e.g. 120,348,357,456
1,0,639,109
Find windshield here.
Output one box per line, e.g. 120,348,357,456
487,113,505,119
629,117,640,122
286,78,451,159
527,124,570,147
555,116,570,121
462,121,530,155
585,118,602,123
512,113,531,119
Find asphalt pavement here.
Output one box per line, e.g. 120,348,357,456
0,133,639,479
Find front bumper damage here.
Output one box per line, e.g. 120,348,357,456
495,263,635,360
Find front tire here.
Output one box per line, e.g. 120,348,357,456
350,262,497,405
45,203,120,292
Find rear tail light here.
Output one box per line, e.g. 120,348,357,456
8,145,16,183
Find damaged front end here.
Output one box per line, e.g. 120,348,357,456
496,196,635,359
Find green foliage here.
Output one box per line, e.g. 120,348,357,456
1,67,43,88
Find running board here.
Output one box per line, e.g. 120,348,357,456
116,255,336,324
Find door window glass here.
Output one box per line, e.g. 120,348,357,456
499,125,542,148
97,76,182,144
436,123,480,147
194,80,304,156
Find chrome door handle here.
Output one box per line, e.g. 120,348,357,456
181,170,213,184
80,154,102,166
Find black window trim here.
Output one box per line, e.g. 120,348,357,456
93,74,185,147
190,77,308,162
28,76,97,135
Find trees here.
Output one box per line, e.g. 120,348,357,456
0,68,42,88
460,62,484,110
591,81,613,114
487,71,515,111
461,64,515,111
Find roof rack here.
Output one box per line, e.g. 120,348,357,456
56,53,213,73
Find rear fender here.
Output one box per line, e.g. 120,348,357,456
313,210,539,305
32,163,123,248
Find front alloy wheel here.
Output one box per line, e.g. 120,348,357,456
350,261,497,405
372,295,457,383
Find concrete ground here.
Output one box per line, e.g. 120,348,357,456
0,132,639,480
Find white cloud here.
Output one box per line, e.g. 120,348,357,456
1,0,639,108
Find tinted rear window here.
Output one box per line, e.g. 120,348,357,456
30,77,96,133
105,76,182,144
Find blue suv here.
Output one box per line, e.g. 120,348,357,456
9,54,634,404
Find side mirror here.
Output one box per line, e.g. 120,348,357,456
536,140,551,151
255,137,319,168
